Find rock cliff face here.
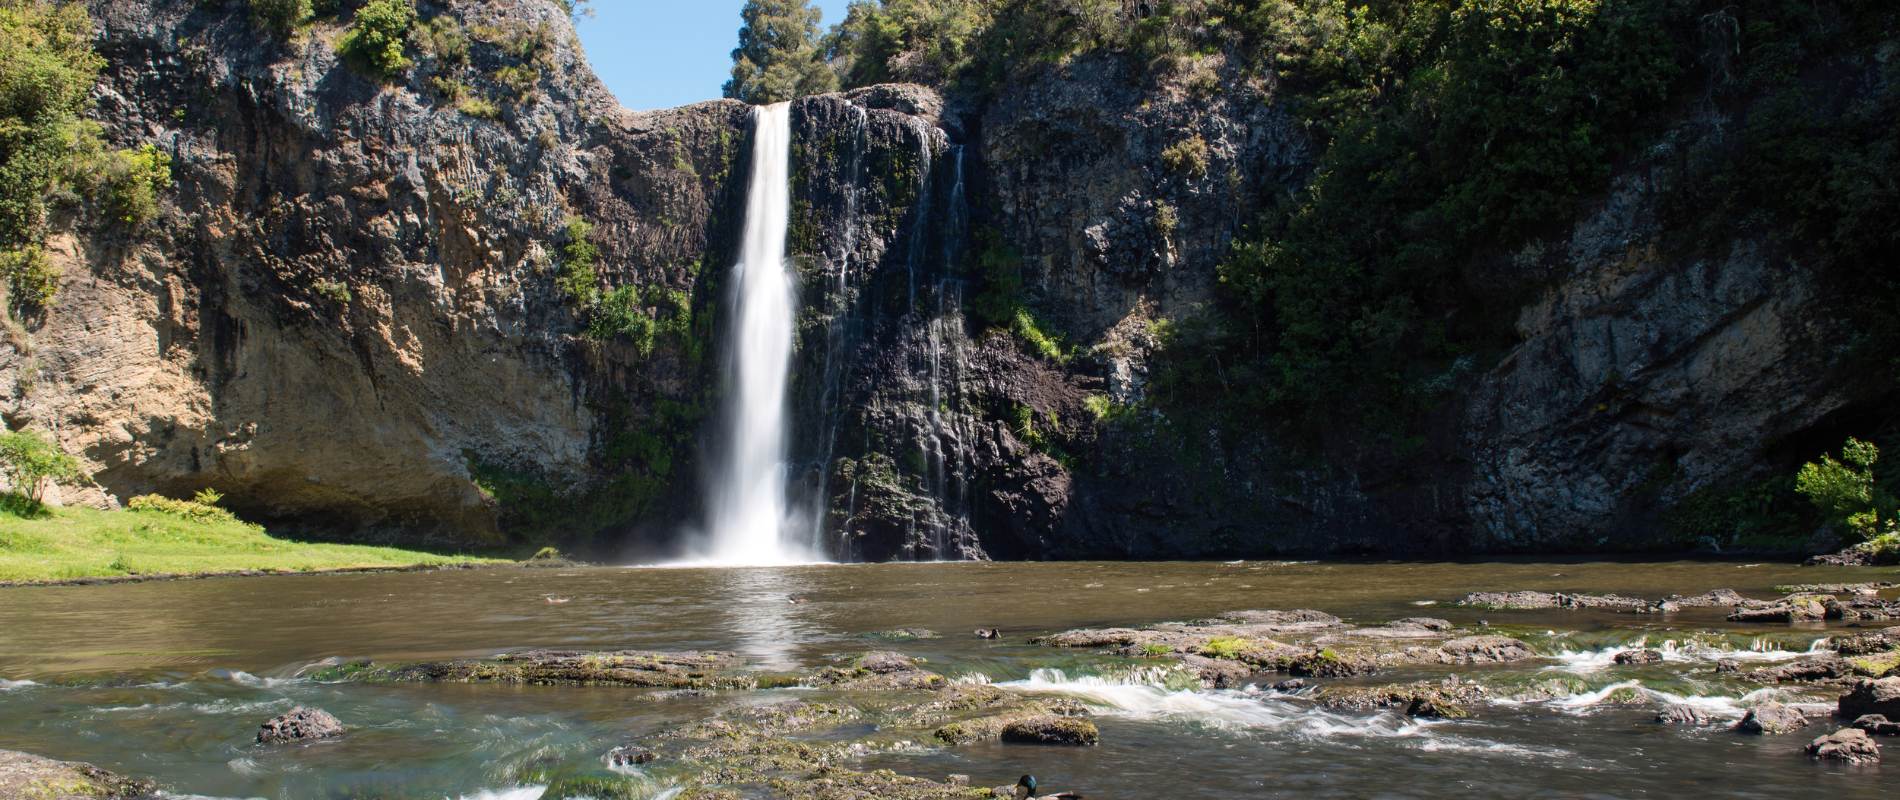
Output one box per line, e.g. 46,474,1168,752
5,0,1888,557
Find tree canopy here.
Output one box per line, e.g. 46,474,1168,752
725,0,837,104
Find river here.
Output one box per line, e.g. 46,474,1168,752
0,560,1892,798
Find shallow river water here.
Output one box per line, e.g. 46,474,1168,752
0,560,1894,798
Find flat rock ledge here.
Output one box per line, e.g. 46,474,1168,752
1033,609,1534,686
0,749,156,799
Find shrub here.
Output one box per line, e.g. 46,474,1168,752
555,216,600,306
456,96,500,119
338,0,418,80
1010,308,1068,363
249,0,314,38
1796,437,1888,541
0,246,60,312
0,428,82,505
103,144,172,226
1160,135,1208,179
0,0,104,252
311,279,352,304
126,493,237,524
1199,636,1250,660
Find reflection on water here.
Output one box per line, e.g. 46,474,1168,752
712,566,823,670
0,559,1893,798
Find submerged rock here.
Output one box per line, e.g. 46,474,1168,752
804,652,946,690
1839,678,1900,720
389,650,755,689
0,749,156,799
1458,591,1651,612
1735,703,1810,735
1806,728,1881,763
1655,704,1712,725
256,707,344,745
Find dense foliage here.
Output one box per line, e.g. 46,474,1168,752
726,0,838,104
0,428,81,506
0,0,102,310
338,0,418,79
1797,438,1891,542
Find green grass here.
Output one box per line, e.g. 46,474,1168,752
0,504,507,584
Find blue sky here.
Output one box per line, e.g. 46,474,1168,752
575,1,854,111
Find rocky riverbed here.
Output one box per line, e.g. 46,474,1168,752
1,560,1897,798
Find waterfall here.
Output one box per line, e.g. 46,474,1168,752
701,102,806,566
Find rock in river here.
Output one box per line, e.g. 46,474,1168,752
1655,705,1711,726
1806,728,1881,763
1839,678,1900,720
0,749,155,799
1734,703,1810,735
257,707,344,745
999,716,1100,746
1613,649,1664,666
1851,714,1900,736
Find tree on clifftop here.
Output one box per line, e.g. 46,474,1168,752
725,0,836,104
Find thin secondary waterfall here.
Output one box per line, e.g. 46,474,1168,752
702,102,805,565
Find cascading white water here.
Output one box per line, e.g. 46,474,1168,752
702,102,806,565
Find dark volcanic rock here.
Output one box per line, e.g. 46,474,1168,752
1840,678,1900,720
1734,703,1810,735
606,744,657,768
1806,728,1881,763
1851,714,1900,736
256,707,344,745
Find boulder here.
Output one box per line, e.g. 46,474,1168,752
1271,679,1306,692
256,707,344,745
999,716,1099,746
1734,703,1809,735
1655,704,1711,725
1851,714,1900,736
855,651,919,674
1806,728,1880,763
0,749,156,799
1839,678,1900,720
1613,649,1664,666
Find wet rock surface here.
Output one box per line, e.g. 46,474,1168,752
1735,703,1811,735
384,650,758,689
1851,714,1900,736
1655,705,1712,725
256,707,344,745
1806,728,1881,763
0,749,157,799
1839,678,1900,720
1613,649,1664,665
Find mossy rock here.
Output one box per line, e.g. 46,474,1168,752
999,715,1099,746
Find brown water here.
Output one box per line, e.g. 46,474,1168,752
0,560,1893,798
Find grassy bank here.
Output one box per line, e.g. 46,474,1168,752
0,503,509,584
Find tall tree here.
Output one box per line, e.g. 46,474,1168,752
725,0,836,104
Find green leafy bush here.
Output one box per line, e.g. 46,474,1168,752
0,246,59,312
126,493,238,524
1796,438,1889,542
103,144,172,226
0,0,104,253
248,0,314,38
555,216,600,306
337,0,418,80
0,428,82,506
1160,135,1208,179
